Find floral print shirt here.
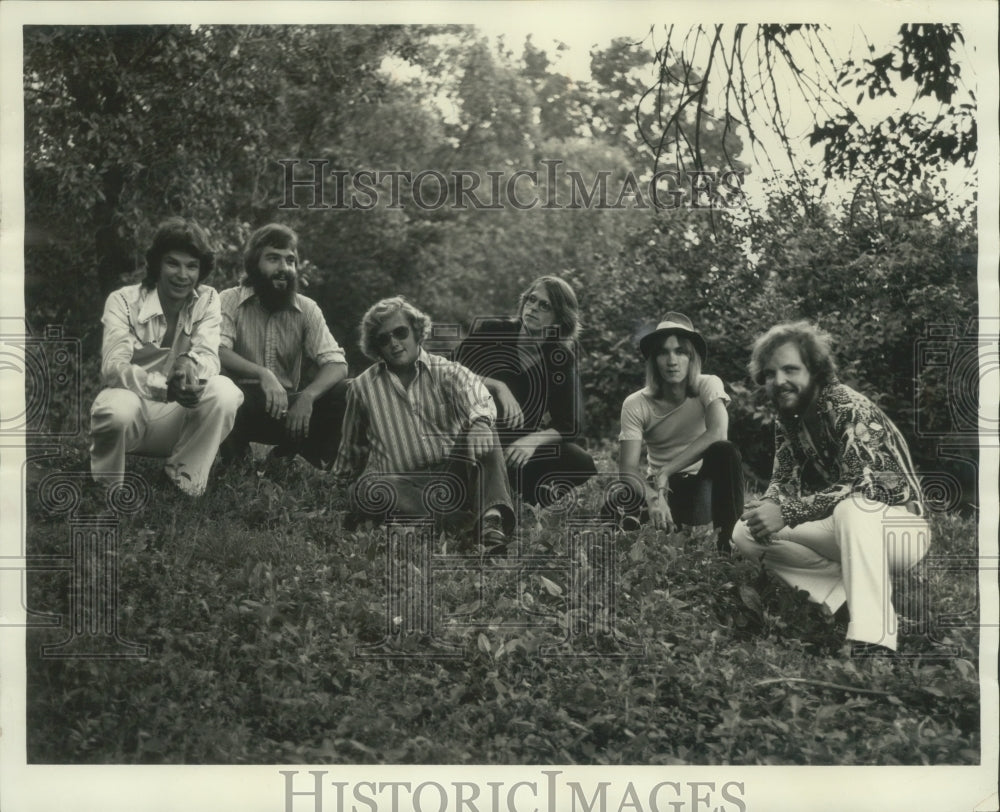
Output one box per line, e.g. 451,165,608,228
763,380,924,527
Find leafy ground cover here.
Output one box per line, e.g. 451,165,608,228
24,446,981,765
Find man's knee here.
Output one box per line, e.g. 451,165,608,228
200,375,244,413
90,389,142,434
832,493,886,529
731,520,764,559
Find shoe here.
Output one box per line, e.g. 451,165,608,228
480,512,507,554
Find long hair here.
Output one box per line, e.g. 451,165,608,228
644,333,702,398
359,296,432,360
142,218,214,288
243,223,298,283
748,321,838,387
518,275,580,340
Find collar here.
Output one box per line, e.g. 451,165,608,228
136,284,201,324
234,284,303,313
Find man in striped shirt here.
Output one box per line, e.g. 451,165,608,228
333,297,515,549
219,224,349,469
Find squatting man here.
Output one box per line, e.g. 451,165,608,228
732,321,929,654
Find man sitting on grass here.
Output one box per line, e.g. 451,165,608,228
218,223,349,470
733,321,929,655
89,218,243,496
332,296,515,550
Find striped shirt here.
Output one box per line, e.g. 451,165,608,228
219,285,346,390
333,348,496,478
100,283,221,400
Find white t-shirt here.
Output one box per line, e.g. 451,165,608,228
618,374,730,476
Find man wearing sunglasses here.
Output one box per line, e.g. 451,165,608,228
333,296,515,549
218,223,349,470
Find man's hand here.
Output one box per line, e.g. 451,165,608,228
647,489,675,533
285,392,314,440
259,369,289,420
167,356,205,408
742,498,785,541
492,382,524,430
467,422,495,458
504,432,544,466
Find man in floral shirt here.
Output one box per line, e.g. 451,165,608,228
732,321,929,653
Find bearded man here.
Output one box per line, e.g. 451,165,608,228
732,321,929,654
219,223,349,469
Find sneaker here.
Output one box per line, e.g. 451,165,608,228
480,512,507,554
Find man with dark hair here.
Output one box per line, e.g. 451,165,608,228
219,224,349,469
90,217,243,495
333,296,515,549
733,321,929,654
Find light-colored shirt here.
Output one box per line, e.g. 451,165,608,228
219,285,346,391
333,348,496,478
619,374,730,476
99,283,221,400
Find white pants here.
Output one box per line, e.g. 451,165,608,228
89,377,243,496
732,495,930,650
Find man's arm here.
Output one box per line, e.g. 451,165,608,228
219,345,289,419
456,319,524,429
99,290,153,396
179,287,222,380
768,391,915,527
168,288,223,407
742,422,799,539
478,376,524,429
443,361,498,459
331,382,368,482
619,437,673,530
286,361,348,439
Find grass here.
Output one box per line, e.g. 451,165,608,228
24,441,981,765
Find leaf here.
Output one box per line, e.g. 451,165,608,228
539,575,563,597
738,584,764,617
477,633,491,654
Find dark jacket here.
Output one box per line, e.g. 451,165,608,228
456,317,584,443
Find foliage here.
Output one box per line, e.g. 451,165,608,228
25,443,980,765
642,24,976,199
578,176,977,490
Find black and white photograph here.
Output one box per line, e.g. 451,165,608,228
1,1,997,810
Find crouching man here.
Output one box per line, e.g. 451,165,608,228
89,218,243,496
332,297,515,549
219,224,349,469
733,321,929,654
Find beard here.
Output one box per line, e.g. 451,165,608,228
771,381,817,419
253,272,298,312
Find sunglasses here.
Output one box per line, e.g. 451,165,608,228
522,292,553,313
375,325,411,348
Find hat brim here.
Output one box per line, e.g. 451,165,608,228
639,327,708,362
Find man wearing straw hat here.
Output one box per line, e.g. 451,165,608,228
603,312,744,552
